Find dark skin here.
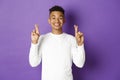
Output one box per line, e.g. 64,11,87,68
31,11,84,46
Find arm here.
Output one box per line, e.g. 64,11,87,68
29,37,42,67
71,43,85,68
29,24,42,67
72,25,85,68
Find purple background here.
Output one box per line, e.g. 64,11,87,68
0,0,120,80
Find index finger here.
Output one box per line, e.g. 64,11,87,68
35,24,39,34
74,25,78,36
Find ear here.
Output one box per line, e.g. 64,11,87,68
63,18,66,24
48,18,50,24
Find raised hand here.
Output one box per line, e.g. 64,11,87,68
31,24,40,44
74,25,84,46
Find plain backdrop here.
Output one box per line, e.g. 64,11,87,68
0,0,120,80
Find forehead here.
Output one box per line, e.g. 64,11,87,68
50,11,64,17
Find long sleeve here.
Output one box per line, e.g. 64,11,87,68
71,38,85,68
29,36,43,67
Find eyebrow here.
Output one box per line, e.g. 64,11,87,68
51,15,55,17
51,15,64,17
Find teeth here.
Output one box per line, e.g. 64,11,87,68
55,23,59,26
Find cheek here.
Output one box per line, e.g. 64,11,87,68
60,20,64,24
49,20,54,24
59,19,62,22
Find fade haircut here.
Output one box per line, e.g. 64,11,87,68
49,5,65,15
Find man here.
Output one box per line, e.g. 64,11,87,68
29,5,85,80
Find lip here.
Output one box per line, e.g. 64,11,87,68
54,23,61,27
54,23,60,26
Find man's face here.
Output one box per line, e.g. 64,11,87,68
48,11,65,30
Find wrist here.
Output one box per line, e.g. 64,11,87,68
78,42,84,46
32,41,38,44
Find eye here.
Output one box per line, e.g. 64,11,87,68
51,17,55,19
59,17,63,20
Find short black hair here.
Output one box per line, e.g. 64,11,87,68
49,5,65,15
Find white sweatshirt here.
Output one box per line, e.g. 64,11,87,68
29,32,85,80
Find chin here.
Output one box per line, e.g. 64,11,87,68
53,26,62,29
54,27,61,30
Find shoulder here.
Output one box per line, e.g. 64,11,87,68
40,32,50,38
63,33,75,40
37,33,50,44
38,33,50,41
64,33,77,45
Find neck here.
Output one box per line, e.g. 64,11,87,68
52,29,63,35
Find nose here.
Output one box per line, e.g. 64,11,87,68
55,18,59,22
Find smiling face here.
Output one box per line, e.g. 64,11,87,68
48,11,65,33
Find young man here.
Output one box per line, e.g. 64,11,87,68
29,5,85,80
